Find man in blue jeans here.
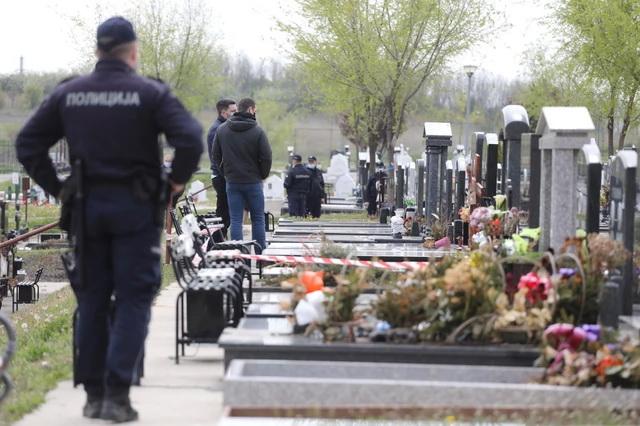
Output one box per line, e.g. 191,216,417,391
212,98,272,252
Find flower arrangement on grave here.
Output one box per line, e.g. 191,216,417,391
553,234,629,325
320,274,366,342
493,269,555,343
373,251,503,343
538,323,640,388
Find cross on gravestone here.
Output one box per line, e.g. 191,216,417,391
576,142,602,235
502,105,530,209
423,122,453,224
485,133,499,198
522,133,542,227
609,149,637,315
536,106,595,251
264,175,285,199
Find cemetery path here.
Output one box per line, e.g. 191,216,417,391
15,283,225,426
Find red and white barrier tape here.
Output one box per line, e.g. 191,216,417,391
205,250,428,271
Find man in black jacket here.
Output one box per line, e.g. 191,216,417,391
15,17,202,422
284,154,311,217
213,98,272,252
206,99,237,237
305,155,325,218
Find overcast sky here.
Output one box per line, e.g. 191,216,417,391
0,0,553,80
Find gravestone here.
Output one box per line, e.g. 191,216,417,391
406,162,416,198
502,105,530,208
443,160,453,221
335,174,355,198
485,133,499,198
576,142,602,234
455,157,466,218
610,149,637,315
395,165,405,208
416,160,425,217
189,180,207,202
423,122,453,224
263,175,285,199
537,106,595,251
473,132,486,183
326,153,350,180
523,133,542,228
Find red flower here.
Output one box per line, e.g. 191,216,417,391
517,272,551,304
596,355,623,377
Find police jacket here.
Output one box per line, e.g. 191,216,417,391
16,59,203,197
307,166,325,197
212,112,272,184
206,115,226,176
284,164,312,194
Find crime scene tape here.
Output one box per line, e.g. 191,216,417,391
205,250,428,271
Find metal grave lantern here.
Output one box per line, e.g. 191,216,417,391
502,105,530,208
610,149,637,315
423,122,452,223
576,142,602,235
536,106,595,251
485,133,499,199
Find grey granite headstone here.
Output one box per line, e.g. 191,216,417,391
536,107,595,250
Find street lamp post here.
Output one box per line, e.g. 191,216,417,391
463,64,478,156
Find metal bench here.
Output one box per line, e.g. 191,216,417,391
171,238,244,364
12,267,43,312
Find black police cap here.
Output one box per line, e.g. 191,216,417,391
97,16,137,52
292,154,302,161
308,155,317,161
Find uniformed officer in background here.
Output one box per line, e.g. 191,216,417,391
15,17,203,422
306,155,325,218
284,154,311,217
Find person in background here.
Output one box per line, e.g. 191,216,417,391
306,155,325,218
284,154,311,217
366,162,386,217
213,98,272,252
206,98,237,237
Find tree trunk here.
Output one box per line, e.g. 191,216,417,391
619,87,638,150
607,114,615,157
368,140,377,178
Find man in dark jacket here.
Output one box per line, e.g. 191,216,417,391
15,17,202,422
306,155,325,218
213,98,272,252
206,99,237,237
284,154,311,217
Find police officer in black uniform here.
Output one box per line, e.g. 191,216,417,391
284,154,311,217
15,17,202,422
305,155,325,218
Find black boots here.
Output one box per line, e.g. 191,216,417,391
84,385,138,423
83,385,104,419
100,396,139,423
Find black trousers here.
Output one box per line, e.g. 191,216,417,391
74,186,160,394
307,194,322,218
212,176,230,237
288,192,307,217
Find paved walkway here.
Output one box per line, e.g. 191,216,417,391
16,283,226,425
